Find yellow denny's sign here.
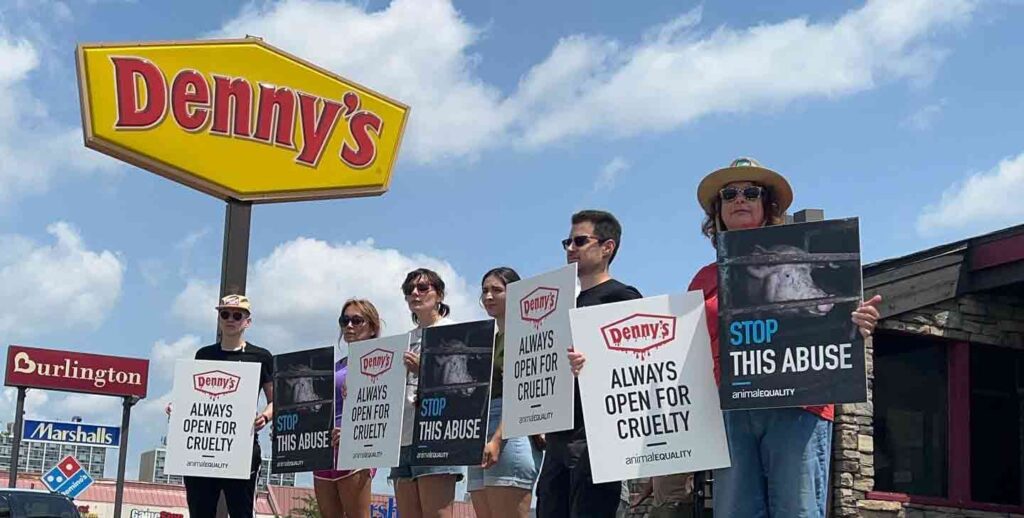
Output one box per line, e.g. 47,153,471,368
76,39,409,202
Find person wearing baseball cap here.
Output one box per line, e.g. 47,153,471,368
688,158,881,517
175,293,275,518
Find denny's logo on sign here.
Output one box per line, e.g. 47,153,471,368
76,38,409,202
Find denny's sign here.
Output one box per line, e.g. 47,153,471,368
76,38,409,202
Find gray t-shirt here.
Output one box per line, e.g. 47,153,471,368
401,316,454,446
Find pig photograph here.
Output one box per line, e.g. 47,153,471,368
715,217,867,409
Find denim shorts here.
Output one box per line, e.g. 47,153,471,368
388,445,466,482
467,398,542,492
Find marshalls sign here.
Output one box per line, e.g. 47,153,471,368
502,264,576,437
165,360,261,479
570,292,730,483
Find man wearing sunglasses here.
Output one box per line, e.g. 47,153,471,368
182,294,275,518
538,210,642,518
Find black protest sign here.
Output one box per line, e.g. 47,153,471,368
717,218,866,409
271,346,335,473
411,320,496,466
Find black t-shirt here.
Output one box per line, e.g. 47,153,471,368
194,342,274,393
552,279,642,443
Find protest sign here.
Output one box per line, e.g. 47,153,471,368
411,320,496,466
571,292,729,483
502,264,577,438
165,360,261,479
337,334,409,470
272,346,335,473
717,218,866,409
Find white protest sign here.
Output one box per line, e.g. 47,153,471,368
502,263,577,438
570,291,730,483
337,334,408,470
165,359,261,479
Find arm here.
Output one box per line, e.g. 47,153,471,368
481,420,504,468
254,382,274,431
631,478,653,507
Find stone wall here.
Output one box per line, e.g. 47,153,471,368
836,290,1024,517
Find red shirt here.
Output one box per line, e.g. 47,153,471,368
688,262,834,421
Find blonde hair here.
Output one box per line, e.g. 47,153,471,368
700,183,785,247
339,299,383,339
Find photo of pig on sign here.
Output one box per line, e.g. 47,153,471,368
271,346,335,474
717,217,866,410
337,334,408,470
570,292,729,483
165,360,261,479
412,320,496,466
502,264,577,438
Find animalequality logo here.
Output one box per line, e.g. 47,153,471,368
520,287,559,326
600,313,677,359
193,370,240,399
360,349,394,383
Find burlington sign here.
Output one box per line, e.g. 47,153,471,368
76,38,410,202
5,345,149,398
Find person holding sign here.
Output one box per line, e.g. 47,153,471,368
689,158,881,517
388,268,463,518
169,294,274,518
468,267,543,518
317,299,382,518
537,210,642,518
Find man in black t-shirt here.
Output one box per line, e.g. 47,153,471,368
178,294,275,518
538,210,642,518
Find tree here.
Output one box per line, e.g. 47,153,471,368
287,494,322,518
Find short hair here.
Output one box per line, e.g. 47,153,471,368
571,210,623,264
700,182,785,247
339,299,383,339
402,268,452,324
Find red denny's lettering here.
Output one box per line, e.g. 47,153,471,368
193,370,241,398
601,313,678,357
360,348,395,380
109,56,382,169
520,287,559,324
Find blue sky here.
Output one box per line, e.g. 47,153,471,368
1,0,1022,492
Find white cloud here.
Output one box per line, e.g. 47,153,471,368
0,32,119,204
150,335,203,380
0,222,125,340
213,0,972,163
917,152,1024,235
903,100,946,131
174,237,484,352
593,157,629,192
213,0,512,164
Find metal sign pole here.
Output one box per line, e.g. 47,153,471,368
113,395,138,518
8,387,26,487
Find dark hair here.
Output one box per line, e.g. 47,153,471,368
571,210,623,264
700,183,785,247
339,299,383,339
402,268,451,324
481,267,521,287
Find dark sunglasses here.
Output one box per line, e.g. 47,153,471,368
219,310,247,321
561,235,605,250
403,282,434,296
340,315,367,328
720,186,764,202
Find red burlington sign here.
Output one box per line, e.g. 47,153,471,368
5,345,149,398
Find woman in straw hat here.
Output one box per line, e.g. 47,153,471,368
689,158,881,517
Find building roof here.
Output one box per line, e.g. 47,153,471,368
864,222,1024,318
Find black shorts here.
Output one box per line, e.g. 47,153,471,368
183,443,261,518
536,437,622,518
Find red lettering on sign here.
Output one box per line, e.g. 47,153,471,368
111,56,166,129
170,69,210,131
254,84,296,147
295,92,342,166
211,76,253,138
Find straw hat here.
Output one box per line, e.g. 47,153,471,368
697,157,793,214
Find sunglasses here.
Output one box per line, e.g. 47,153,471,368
561,235,605,250
720,186,765,202
340,315,367,328
219,310,247,321
403,282,434,296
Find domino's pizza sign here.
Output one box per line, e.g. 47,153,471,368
41,455,93,499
